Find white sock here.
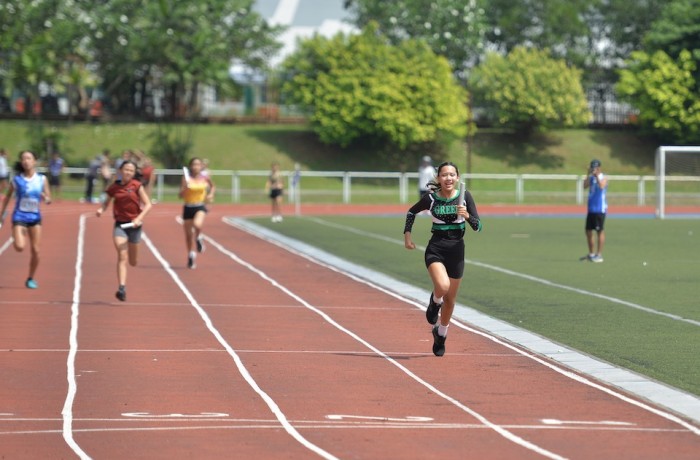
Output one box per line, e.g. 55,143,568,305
189,251,196,258
438,324,449,337
433,295,444,305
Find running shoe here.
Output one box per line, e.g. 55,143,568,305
432,325,446,357
426,294,441,325
115,286,126,301
188,254,196,269
579,254,594,262
591,255,604,263
25,278,38,289
196,237,205,253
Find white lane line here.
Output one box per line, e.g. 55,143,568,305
141,233,339,460
204,233,568,460
62,213,91,460
0,237,13,254
226,217,700,435
307,216,700,327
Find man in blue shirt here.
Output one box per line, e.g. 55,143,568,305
582,159,608,262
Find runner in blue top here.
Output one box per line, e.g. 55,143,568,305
0,150,52,288
581,159,608,263
403,162,482,356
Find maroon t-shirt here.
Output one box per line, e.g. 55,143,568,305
107,178,142,222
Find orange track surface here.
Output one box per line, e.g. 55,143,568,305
1,201,698,459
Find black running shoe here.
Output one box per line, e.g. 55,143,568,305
196,237,205,253
188,254,196,269
426,294,441,325
432,325,446,357
115,287,126,302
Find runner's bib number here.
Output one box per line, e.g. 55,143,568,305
19,197,39,213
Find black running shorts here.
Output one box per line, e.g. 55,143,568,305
424,236,465,279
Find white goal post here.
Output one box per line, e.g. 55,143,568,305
655,146,700,219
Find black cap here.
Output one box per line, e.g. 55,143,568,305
590,159,601,168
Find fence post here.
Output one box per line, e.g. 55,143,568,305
576,175,584,205
343,172,351,204
232,172,240,203
516,175,524,203
400,172,407,203
638,176,645,206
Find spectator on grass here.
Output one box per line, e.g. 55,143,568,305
0,150,52,289
48,151,65,199
418,155,435,199
581,159,608,263
403,161,482,357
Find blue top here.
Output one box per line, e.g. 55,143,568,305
12,173,45,224
587,173,608,213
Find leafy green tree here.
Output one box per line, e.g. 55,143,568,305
279,27,468,156
83,0,282,118
617,50,700,143
0,0,91,117
470,47,590,134
344,0,487,79
643,0,700,60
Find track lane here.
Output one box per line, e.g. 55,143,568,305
1,202,698,459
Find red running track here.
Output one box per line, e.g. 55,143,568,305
0,201,698,459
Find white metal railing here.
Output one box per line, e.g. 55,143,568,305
53,167,697,207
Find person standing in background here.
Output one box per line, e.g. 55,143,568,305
48,151,65,199
581,159,608,263
0,148,10,196
418,155,435,199
265,161,284,222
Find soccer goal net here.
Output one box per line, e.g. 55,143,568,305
655,146,700,219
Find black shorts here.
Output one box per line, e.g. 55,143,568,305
424,235,465,279
269,188,283,199
585,213,606,232
13,219,41,227
49,175,61,186
183,204,207,220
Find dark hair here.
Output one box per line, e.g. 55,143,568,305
14,150,37,174
426,161,460,193
119,159,138,170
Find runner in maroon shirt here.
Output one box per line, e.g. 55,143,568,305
96,160,152,301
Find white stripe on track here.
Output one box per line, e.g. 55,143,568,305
62,213,91,459
204,231,568,460
226,217,700,436
141,233,339,460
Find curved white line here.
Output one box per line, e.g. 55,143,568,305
141,233,338,460
207,226,567,460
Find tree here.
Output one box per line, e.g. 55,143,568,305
617,50,700,144
279,27,468,156
344,0,488,80
81,0,281,118
470,47,591,134
643,0,700,60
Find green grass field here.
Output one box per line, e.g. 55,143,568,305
249,214,700,396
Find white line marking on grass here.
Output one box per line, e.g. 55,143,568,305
62,213,92,459
226,217,700,434
306,217,700,327
209,226,568,460
141,233,339,460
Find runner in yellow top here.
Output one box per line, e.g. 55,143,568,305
179,157,215,269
